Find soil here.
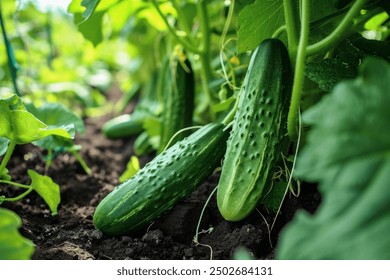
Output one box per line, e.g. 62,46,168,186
1,99,321,260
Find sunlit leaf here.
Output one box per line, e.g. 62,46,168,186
74,11,105,46
28,169,61,215
0,96,74,144
276,57,390,260
81,0,101,21
119,156,140,183
27,102,85,134
0,208,35,260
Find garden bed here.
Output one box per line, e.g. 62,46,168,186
2,114,320,260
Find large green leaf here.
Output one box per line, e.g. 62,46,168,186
276,57,390,259
27,102,84,151
237,0,284,53
0,95,74,144
236,0,340,53
305,57,358,91
0,208,35,260
27,102,85,134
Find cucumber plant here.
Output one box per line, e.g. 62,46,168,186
0,94,74,215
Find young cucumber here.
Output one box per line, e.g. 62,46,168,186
94,123,229,235
102,113,145,139
217,39,292,221
103,73,159,139
157,55,194,153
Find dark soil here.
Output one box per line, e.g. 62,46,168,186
1,109,321,260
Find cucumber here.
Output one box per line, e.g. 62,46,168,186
103,73,159,139
157,55,194,153
94,123,229,235
102,113,145,139
217,39,292,221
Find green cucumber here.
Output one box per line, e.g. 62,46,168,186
157,55,194,153
103,73,159,139
217,39,292,221
102,113,145,139
94,123,229,235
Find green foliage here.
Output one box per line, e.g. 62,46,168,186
27,102,84,149
0,208,35,260
0,94,74,144
237,0,284,53
276,57,390,259
261,181,287,213
80,0,101,21
28,169,61,215
305,57,358,91
119,156,140,183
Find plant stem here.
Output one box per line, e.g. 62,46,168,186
150,0,199,54
171,0,194,44
70,151,92,175
283,0,299,62
197,0,216,119
272,24,287,39
0,180,30,189
0,2,21,96
0,140,16,178
287,0,310,139
3,188,33,202
306,0,368,56
222,93,240,126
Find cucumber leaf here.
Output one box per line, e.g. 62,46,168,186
305,57,358,91
28,170,61,216
119,156,140,183
237,0,284,53
80,0,101,21
27,102,84,151
27,102,85,134
0,95,74,145
276,57,390,260
0,208,35,260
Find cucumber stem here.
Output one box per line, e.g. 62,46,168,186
150,0,198,54
70,150,92,175
0,179,30,189
272,25,287,39
197,1,216,119
283,0,299,62
221,93,240,126
287,0,310,140
0,2,21,96
306,0,369,56
2,188,33,202
0,140,16,178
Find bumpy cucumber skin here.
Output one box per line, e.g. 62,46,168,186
217,39,292,221
158,57,195,153
94,123,228,235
